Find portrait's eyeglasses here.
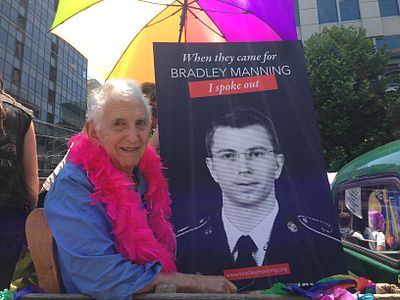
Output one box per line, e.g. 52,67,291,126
215,149,274,162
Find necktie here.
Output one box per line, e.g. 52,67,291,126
234,235,257,268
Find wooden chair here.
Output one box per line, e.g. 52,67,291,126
25,208,63,293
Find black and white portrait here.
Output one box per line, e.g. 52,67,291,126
204,107,284,267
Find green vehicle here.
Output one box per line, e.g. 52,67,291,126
331,139,400,283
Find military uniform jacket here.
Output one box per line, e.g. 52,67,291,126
176,208,347,291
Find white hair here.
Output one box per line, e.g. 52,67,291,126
86,79,152,129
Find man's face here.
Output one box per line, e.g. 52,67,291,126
86,99,150,176
206,125,284,207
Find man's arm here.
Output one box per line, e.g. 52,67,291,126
45,166,161,300
23,121,38,210
376,232,386,251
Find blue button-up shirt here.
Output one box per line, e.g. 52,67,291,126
44,162,161,300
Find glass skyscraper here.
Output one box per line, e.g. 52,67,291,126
0,0,87,177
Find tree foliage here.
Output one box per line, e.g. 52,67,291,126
304,26,400,171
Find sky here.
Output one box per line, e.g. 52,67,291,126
87,62,105,83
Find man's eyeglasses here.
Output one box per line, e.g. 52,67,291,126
215,149,274,162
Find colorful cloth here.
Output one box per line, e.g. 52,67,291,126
0,289,13,300
262,274,375,299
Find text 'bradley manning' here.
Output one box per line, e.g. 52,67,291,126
170,65,291,79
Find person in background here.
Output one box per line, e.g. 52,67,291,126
0,76,38,290
141,82,159,149
365,210,386,251
44,79,236,299
338,211,365,244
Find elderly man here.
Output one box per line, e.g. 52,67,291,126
176,106,347,290
44,79,236,299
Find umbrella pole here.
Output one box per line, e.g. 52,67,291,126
178,0,187,43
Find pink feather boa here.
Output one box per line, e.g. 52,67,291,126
67,133,176,272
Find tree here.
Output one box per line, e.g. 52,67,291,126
304,26,400,171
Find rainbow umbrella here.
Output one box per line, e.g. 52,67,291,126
50,0,296,83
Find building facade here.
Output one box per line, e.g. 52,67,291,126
296,0,400,88
0,0,87,177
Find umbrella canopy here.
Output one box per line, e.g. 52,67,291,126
51,0,296,83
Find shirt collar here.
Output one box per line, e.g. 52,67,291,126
134,168,147,198
222,202,279,266
249,203,278,254
222,208,242,254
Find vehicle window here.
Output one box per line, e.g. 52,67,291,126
336,176,400,256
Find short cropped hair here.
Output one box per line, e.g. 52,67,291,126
205,106,281,157
338,212,352,228
86,79,151,129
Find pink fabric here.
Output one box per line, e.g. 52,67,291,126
313,287,355,300
197,0,297,41
67,133,176,272
196,0,282,41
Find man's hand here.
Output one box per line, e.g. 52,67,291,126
139,272,237,294
195,274,237,293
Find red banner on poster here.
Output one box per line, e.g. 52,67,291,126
188,75,277,98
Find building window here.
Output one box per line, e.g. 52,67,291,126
12,67,21,85
318,0,361,23
378,0,400,17
339,0,361,21
49,65,57,83
295,0,300,26
318,0,338,23
14,41,23,60
46,112,55,124
48,89,55,106
20,0,28,11
376,35,400,49
0,28,7,46
17,15,26,31
51,42,58,56
54,0,59,13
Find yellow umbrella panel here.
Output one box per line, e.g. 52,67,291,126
109,1,225,83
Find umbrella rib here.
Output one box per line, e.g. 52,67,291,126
50,0,103,31
186,5,226,40
138,0,184,8
186,0,246,15
137,0,245,15
106,5,183,79
178,0,188,42
145,6,182,28
211,0,284,39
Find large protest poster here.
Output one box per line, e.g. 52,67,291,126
153,41,347,291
